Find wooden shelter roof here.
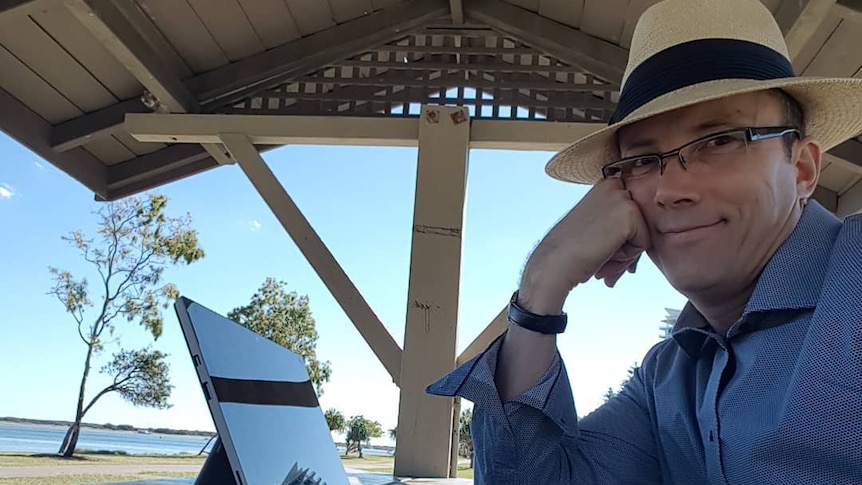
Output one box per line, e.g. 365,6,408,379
1,0,860,212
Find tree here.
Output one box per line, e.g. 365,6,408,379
344,415,382,458
324,408,346,433
602,362,639,403
227,278,332,396
388,427,397,441
459,408,474,469
51,194,205,457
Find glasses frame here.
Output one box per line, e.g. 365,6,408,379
602,126,801,179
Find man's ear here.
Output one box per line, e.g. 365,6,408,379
794,135,821,201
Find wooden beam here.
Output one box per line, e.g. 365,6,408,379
449,0,463,24
201,143,233,165
105,156,217,201
464,0,627,85
456,305,508,366
219,133,404,385
774,0,837,61
126,113,604,149
838,179,862,216
827,138,862,170
51,98,150,152
471,119,603,150
107,143,210,191
835,0,862,21
186,0,449,108
812,185,838,212
395,106,469,477
0,87,108,197
104,144,279,200
125,113,420,146
0,0,50,18
64,0,198,113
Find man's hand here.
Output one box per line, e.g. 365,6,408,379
518,178,651,314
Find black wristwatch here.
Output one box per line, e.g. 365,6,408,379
507,291,567,334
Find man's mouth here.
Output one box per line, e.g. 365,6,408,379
658,220,725,241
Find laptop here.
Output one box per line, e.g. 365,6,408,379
174,296,350,485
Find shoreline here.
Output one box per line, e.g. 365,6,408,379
0,417,215,438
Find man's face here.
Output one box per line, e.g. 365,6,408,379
617,91,820,300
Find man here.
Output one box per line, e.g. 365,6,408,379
427,0,862,483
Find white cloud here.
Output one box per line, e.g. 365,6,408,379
34,161,45,170
0,183,16,199
249,220,262,231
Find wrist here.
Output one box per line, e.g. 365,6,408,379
516,281,568,315
509,290,568,334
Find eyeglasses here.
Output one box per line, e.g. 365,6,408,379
602,126,801,180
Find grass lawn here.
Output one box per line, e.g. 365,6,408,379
0,472,198,485
0,452,474,483
340,454,474,479
0,452,206,467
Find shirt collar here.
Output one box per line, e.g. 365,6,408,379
672,201,842,357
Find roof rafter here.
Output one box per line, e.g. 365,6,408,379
827,138,862,170
185,0,450,108
0,0,48,18
835,0,862,20
0,87,108,197
449,0,464,24
774,0,837,62
838,178,862,216
49,0,448,154
64,0,198,114
51,99,150,152
464,0,628,86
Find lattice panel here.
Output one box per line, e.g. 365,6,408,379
218,26,620,122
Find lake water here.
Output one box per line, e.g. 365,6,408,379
0,422,214,455
0,422,393,457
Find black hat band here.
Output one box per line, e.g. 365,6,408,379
609,38,796,124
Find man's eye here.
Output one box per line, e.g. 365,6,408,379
706,135,734,147
631,157,657,167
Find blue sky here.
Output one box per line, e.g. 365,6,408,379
0,130,687,445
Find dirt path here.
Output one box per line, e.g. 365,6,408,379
0,463,201,478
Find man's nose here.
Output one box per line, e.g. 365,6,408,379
653,156,700,207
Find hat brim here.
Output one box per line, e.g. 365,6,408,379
546,77,862,184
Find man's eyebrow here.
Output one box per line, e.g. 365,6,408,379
620,114,747,153
691,117,741,133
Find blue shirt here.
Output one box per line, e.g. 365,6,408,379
427,202,862,484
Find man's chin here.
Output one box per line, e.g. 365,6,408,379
661,265,723,297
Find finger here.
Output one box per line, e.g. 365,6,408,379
604,269,627,288
629,207,652,251
595,260,634,280
627,253,641,274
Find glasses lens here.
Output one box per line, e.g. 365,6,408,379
683,131,748,165
605,155,661,179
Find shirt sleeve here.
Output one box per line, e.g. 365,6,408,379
426,333,662,485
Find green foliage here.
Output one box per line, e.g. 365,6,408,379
602,361,640,403
459,408,474,468
100,348,172,409
324,408,346,433
50,194,204,456
227,277,332,396
344,415,383,458
49,193,205,343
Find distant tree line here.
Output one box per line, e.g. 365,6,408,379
1,417,214,437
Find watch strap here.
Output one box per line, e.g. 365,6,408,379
507,291,567,334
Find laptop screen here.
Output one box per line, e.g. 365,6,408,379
177,299,349,485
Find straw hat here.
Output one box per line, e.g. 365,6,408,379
546,0,862,184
